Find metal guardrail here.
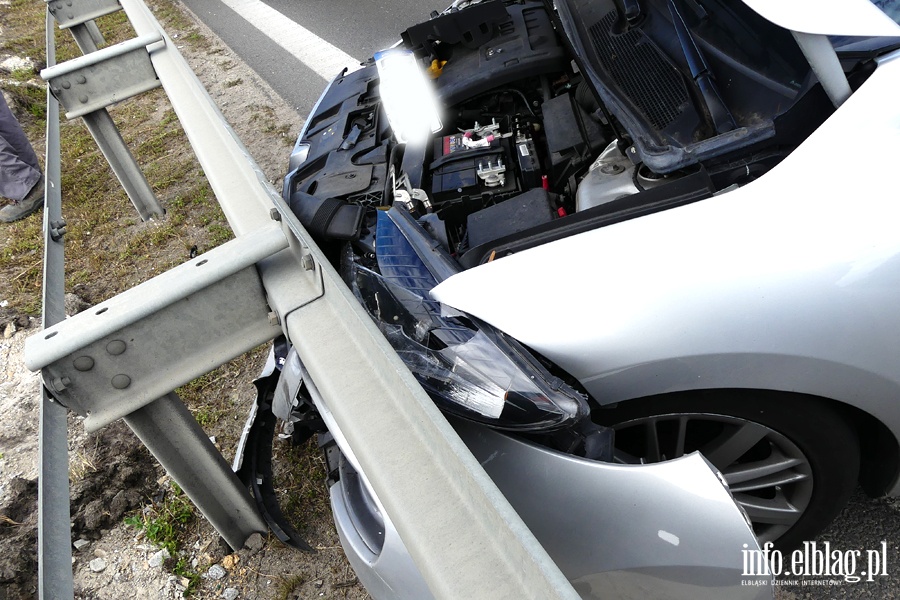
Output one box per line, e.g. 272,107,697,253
29,2,580,599
36,10,75,599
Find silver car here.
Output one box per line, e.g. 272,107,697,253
260,0,900,596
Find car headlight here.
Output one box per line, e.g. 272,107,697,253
344,211,587,431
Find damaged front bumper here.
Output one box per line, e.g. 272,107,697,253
238,347,772,599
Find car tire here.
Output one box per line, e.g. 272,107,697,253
593,390,860,550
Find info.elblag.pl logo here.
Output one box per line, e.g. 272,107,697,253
742,541,889,584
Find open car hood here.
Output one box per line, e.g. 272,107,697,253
742,0,900,37
554,0,900,174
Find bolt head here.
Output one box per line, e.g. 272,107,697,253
111,374,131,390
106,340,126,355
73,356,94,372
50,376,71,392
600,163,625,175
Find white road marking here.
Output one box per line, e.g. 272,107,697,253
218,0,361,80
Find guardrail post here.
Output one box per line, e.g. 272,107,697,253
44,3,166,221
124,393,268,550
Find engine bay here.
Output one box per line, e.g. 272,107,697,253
283,0,865,272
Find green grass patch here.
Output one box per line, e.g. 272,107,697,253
125,480,202,594
124,481,195,556
275,574,306,600
8,68,36,82
206,222,233,247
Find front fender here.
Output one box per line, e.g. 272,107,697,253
325,408,771,598
454,421,770,599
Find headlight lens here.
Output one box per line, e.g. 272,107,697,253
344,212,587,431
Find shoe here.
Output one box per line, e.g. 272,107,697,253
0,178,44,223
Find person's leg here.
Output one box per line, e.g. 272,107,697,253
0,94,44,221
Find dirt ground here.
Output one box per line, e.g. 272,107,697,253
0,2,368,599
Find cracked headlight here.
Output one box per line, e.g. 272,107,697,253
343,212,588,432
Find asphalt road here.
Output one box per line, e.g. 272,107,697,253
180,0,448,115
178,1,900,598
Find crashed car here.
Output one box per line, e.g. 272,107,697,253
257,0,900,596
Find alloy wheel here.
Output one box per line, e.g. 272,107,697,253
611,412,814,544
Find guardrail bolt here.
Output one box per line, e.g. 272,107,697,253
301,254,315,271
49,219,67,241
106,340,127,355
50,376,71,392
268,311,281,326
269,207,281,222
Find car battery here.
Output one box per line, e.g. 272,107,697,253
431,134,516,202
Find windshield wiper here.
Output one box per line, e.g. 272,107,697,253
667,0,736,134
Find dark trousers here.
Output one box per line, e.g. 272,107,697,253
0,93,41,202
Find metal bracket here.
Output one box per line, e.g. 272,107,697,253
41,32,163,119
25,224,289,431
246,210,326,347
46,0,122,30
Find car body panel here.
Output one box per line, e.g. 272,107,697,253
318,388,772,599
431,49,900,491
742,0,900,36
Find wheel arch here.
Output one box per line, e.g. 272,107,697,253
595,387,900,498
580,349,900,495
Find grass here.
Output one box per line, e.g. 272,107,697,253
0,0,233,314
249,105,294,142
125,481,196,557
275,573,306,600
69,450,99,482
273,435,332,526
125,480,202,594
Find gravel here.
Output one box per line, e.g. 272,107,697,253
89,559,108,573
148,549,170,568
